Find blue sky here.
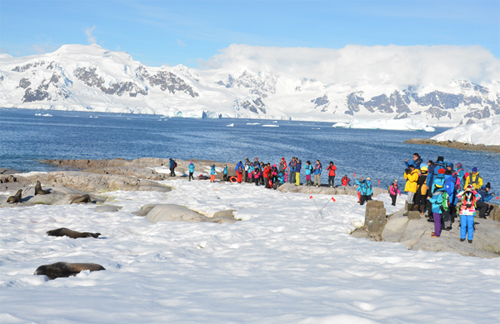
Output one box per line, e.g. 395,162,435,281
0,0,499,67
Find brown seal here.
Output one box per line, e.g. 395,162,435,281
47,227,101,239
35,181,50,195
70,194,93,204
7,189,22,203
34,262,106,280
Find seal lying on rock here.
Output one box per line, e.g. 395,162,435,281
7,189,22,203
70,194,93,204
34,181,50,195
46,228,101,239
34,262,105,280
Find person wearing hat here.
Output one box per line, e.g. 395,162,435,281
464,167,483,190
355,176,364,204
456,185,482,243
223,164,228,181
210,164,216,183
404,164,420,213
477,182,495,219
428,179,447,237
358,176,373,205
389,179,401,206
414,165,429,214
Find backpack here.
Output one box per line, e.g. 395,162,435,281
388,185,392,194
238,165,243,174
173,161,177,168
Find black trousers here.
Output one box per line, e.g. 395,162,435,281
390,194,397,206
189,172,194,181
476,201,489,218
360,195,372,205
328,176,335,187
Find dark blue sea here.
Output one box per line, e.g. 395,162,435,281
1,108,499,195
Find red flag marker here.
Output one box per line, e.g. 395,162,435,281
353,172,356,178
310,195,313,199
496,196,499,200
378,180,381,187
331,197,336,202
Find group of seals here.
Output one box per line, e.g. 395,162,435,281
34,262,105,280
47,227,101,239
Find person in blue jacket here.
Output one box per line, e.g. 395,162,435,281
358,177,373,205
405,153,423,169
426,156,446,189
313,160,322,187
188,162,195,181
428,180,446,237
304,161,313,186
169,158,177,177
235,161,244,183
223,165,228,181
476,182,495,219
210,164,216,183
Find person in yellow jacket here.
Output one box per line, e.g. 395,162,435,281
404,164,420,212
464,167,483,190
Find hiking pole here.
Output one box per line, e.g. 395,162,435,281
315,197,336,219
310,196,323,219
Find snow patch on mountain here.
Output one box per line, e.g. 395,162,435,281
431,117,500,146
333,118,436,132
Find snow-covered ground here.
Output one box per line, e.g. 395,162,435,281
333,118,435,132
432,117,500,146
2,179,500,323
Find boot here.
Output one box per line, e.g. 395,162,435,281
460,238,465,242
414,204,419,211
468,240,473,244
404,204,413,216
403,202,409,216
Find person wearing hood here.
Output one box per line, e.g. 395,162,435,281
253,164,261,186
210,164,216,183
427,178,446,238
389,179,401,206
405,153,423,169
464,167,483,190
188,162,195,181
169,158,177,177
342,175,351,186
358,177,373,205
404,164,420,212
235,161,244,183
355,176,364,203
244,158,251,183
456,185,482,243
426,156,446,189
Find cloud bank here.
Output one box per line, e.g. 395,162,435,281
201,44,500,88
85,26,97,44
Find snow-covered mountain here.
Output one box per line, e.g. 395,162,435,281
1,44,499,126
431,116,500,146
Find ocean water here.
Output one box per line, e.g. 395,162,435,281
1,108,499,192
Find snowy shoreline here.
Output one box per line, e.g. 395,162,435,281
405,138,500,153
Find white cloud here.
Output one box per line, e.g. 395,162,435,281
177,39,186,46
85,26,97,44
201,44,500,88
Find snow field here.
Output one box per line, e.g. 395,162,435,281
432,116,500,146
1,179,500,323
333,118,435,132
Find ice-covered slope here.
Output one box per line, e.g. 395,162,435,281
333,118,435,132
1,44,500,125
432,116,500,145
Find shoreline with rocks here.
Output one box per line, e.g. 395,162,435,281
405,138,500,153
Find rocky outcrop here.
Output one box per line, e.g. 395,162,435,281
404,138,500,153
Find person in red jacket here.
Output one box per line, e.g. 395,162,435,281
327,161,337,187
342,175,350,186
263,163,271,188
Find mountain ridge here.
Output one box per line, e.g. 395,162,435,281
1,44,499,126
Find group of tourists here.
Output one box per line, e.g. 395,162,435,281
399,153,496,243
233,157,332,189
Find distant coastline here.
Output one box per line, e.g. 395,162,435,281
404,138,500,153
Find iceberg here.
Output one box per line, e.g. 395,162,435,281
333,118,435,132
432,117,500,146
